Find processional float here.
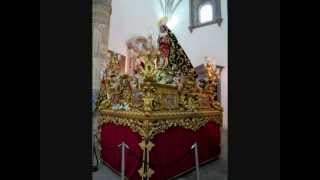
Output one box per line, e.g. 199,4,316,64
95,21,222,180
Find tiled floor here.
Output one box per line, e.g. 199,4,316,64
93,129,228,180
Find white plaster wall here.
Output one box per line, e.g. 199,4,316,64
109,0,227,65
109,0,228,129
172,0,228,67
109,0,160,54
221,66,228,129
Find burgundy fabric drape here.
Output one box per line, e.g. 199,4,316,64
100,122,221,180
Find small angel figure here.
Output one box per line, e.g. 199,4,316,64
174,74,184,92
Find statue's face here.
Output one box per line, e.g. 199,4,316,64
160,25,166,33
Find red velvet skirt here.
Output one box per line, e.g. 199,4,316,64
100,122,221,180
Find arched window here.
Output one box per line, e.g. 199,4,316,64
199,3,213,24
189,0,223,32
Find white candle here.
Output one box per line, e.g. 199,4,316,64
125,57,128,74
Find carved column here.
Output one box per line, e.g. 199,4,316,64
92,0,112,167
92,0,112,95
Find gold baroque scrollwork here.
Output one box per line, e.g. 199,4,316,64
96,41,223,180
98,110,222,140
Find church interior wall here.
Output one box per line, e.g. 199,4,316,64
108,0,228,129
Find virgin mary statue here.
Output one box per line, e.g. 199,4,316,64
157,17,196,79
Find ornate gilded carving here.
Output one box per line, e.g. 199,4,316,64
98,110,222,140
179,93,200,111
138,140,154,179
96,31,223,180
137,48,160,82
204,61,219,92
